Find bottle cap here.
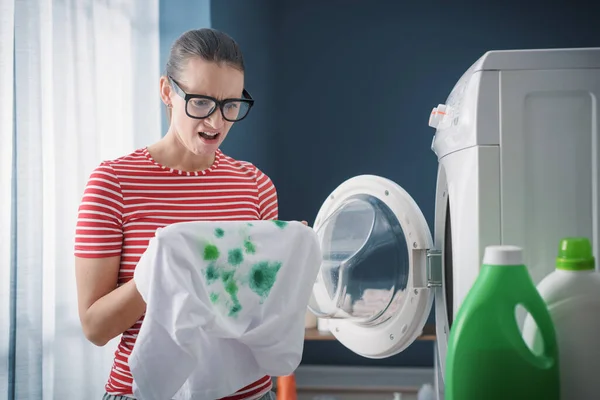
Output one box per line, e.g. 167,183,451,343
556,237,595,271
482,245,523,266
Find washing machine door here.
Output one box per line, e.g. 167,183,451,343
308,175,439,359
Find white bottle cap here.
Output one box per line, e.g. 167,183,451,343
482,245,524,266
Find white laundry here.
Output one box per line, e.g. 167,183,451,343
351,288,405,318
129,220,322,400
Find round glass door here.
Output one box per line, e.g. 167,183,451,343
308,175,435,359
308,193,410,327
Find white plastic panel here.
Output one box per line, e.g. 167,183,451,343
500,68,600,287
432,48,600,161
472,47,600,72
431,70,500,160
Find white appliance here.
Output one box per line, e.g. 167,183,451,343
307,47,600,399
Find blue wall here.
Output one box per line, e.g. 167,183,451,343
159,0,211,136
162,0,600,368
210,0,279,174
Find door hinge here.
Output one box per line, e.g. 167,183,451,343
426,249,442,288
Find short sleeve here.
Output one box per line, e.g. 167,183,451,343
255,168,278,221
74,162,124,258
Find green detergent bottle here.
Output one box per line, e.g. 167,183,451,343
445,245,560,400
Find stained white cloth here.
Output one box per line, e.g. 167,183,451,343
129,220,321,400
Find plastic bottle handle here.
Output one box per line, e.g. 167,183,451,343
519,297,557,363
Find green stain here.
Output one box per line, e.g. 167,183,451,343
224,278,238,298
228,248,244,266
273,220,288,229
221,269,242,317
221,270,233,282
209,292,219,304
247,223,254,227
205,263,220,284
249,261,282,299
214,228,225,238
203,244,220,261
243,239,256,254
229,302,242,316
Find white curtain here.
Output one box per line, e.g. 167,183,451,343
0,0,161,398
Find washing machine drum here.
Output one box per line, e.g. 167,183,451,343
307,175,437,359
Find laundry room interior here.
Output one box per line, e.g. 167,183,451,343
160,1,599,398
2,0,600,399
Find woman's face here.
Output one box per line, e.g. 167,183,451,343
161,57,245,156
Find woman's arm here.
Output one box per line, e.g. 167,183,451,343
74,162,143,346
75,256,146,346
256,168,278,220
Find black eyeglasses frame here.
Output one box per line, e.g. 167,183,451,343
168,76,255,122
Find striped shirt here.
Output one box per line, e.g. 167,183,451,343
74,147,278,399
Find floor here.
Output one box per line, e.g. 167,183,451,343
287,365,434,400
298,391,418,400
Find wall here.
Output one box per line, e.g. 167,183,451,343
158,0,211,136
210,0,280,174
268,0,600,368
272,0,600,225
163,0,600,368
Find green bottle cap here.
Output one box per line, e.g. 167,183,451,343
556,237,595,271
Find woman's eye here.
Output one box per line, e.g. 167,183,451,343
191,99,212,108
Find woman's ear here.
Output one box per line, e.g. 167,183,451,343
159,76,174,123
159,76,172,106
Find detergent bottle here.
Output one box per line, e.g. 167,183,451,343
445,245,560,400
523,237,600,400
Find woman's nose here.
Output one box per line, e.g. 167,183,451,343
206,109,225,129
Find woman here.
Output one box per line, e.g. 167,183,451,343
75,28,282,400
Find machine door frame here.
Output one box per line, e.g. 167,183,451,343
309,174,441,359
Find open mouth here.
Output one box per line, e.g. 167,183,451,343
198,131,220,141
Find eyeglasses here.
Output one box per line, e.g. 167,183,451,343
168,77,254,122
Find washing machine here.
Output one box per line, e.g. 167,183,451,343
307,47,600,399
